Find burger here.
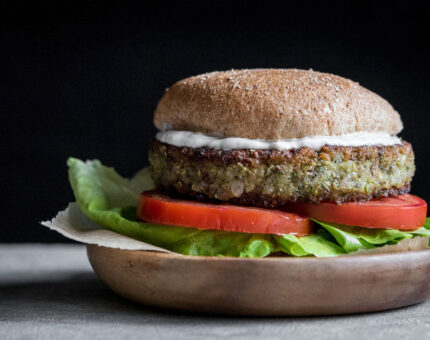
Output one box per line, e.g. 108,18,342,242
67,69,429,257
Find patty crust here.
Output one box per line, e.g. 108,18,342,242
149,139,415,206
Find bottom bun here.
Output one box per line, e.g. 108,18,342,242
349,236,429,256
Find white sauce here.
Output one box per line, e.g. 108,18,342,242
156,130,402,151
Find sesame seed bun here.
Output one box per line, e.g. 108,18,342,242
153,69,403,140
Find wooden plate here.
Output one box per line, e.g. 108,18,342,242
87,245,430,316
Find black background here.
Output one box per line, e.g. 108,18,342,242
2,1,430,242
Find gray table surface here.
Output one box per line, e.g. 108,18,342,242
1,244,430,340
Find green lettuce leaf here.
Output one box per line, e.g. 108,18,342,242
68,158,275,257
314,220,430,253
424,218,430,230
274,230,346,257
67,158,428,257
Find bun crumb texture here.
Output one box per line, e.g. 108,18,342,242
154,69,403,140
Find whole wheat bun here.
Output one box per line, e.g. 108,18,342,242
154,69,403,140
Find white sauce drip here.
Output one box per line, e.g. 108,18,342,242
156,130,402,151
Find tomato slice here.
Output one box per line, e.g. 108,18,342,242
137,191,314,236
283,194,427,230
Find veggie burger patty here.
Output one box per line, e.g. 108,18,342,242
149,139,415,206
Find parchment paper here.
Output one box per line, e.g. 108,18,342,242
41,203,172,253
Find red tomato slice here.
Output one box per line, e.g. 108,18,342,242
137,191,314,236
283,194,427,230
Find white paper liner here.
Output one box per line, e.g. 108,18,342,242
41,202,172,253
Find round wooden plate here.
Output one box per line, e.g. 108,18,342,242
87,245,430,316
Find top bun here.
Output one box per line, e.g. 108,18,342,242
154,69,403,140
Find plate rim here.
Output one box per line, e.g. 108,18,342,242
87,244,430,263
